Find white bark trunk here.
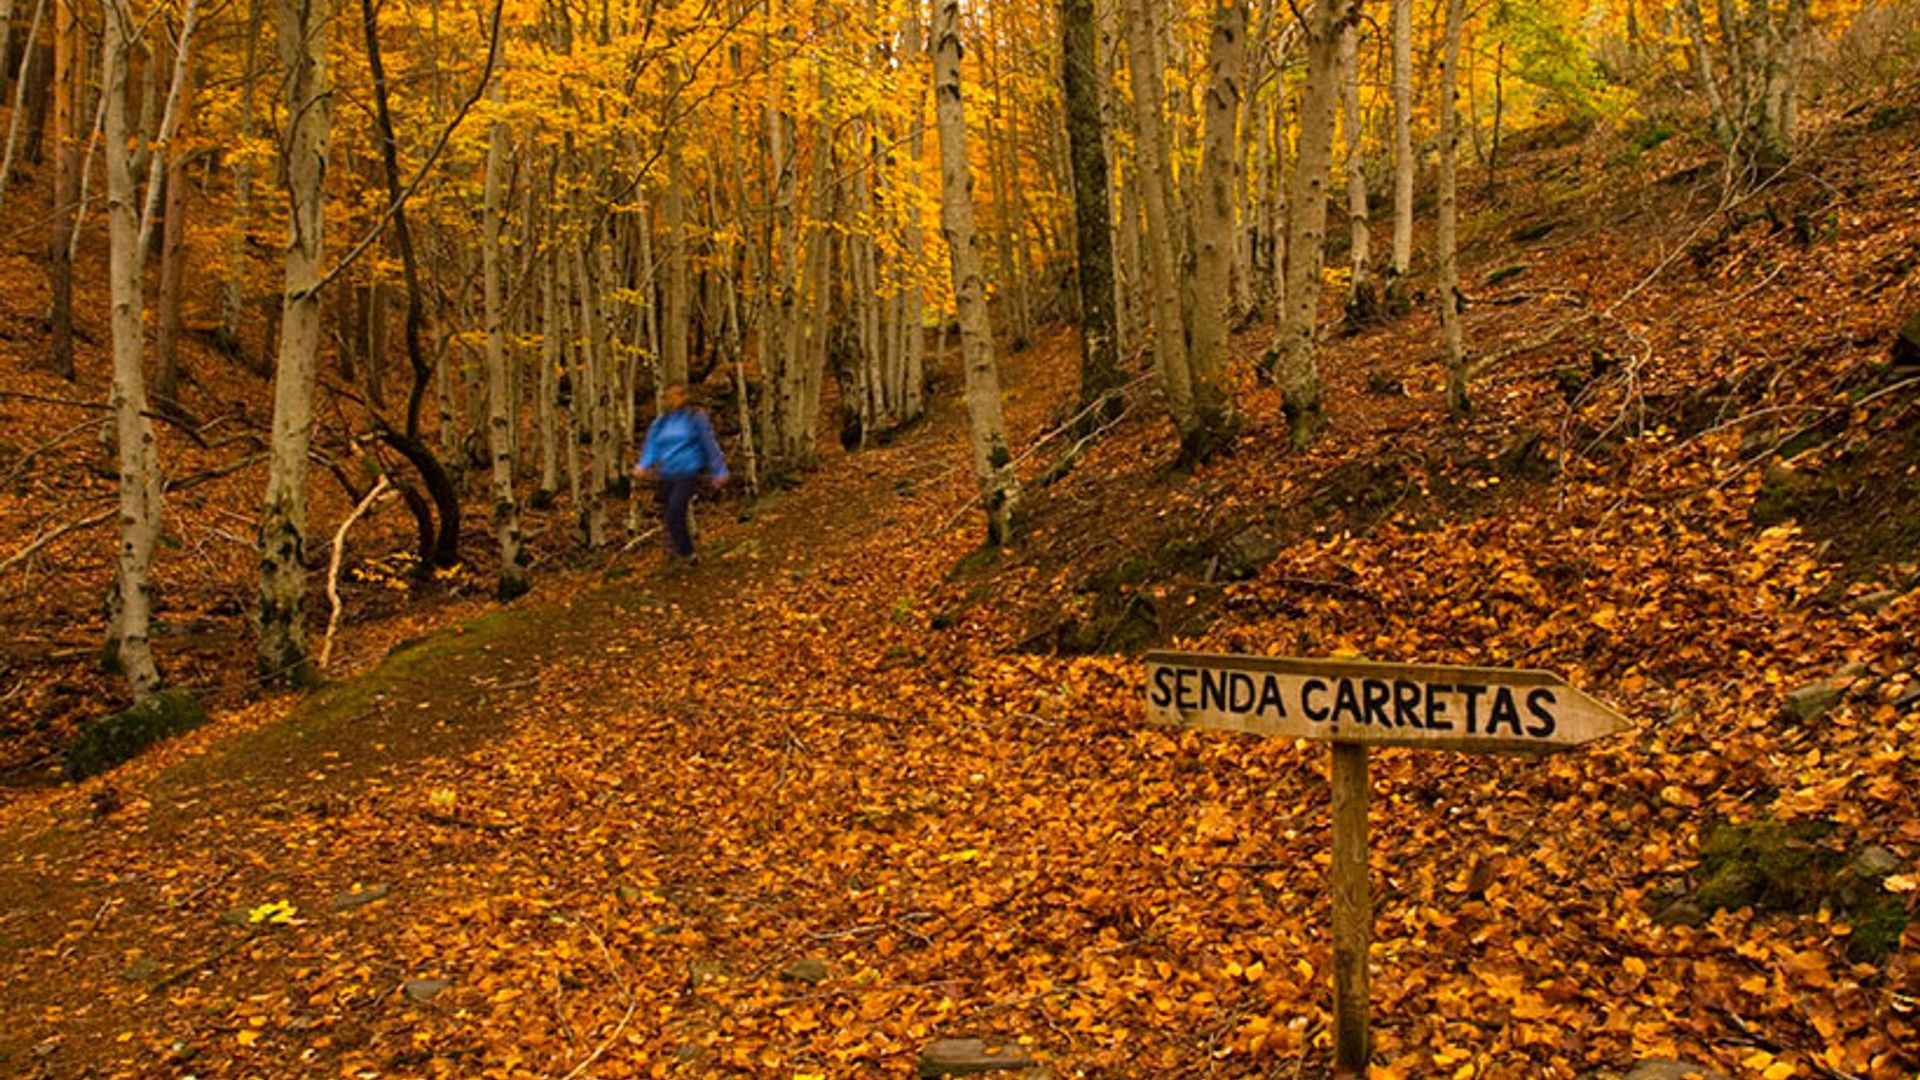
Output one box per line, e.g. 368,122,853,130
0,0,46,216
1388,0,1412,299
1123,0,1196,435
1437,0,1467,416
1186,0,1246,452
483,80,528,599
1339,19,1374,321
538,240,560,500
571,240,608,548
1271,0,1351,447
932,0,1020,545
256,0,332,683
103,0,161,699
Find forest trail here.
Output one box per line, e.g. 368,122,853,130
0,330,1080,1077
2,106,1917,1079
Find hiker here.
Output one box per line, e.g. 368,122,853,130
634,382,729,562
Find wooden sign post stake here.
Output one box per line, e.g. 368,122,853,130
1329,741,1371,1073
1143,651,1629,1076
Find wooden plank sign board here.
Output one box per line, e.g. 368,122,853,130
1144,650,1628,1076
1143,650,1628,751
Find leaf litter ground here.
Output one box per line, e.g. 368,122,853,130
3,110,1920,1079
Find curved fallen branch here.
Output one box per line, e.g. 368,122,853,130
319,475,392,671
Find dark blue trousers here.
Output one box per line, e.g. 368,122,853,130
657,474,700,557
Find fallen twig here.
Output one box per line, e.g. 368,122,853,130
2,417,98,487
559,919,639,1080
0,507,115,575
1,452,268,578
142,927,264,997
1469,167,1793,379
938,374,1155,534
320,475,393,671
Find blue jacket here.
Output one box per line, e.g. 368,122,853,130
639,407,729,481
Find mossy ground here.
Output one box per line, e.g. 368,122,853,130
1693,819,1910,964
65,689,209,781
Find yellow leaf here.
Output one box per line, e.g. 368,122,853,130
246,900,297,925
1762,1064,1795,1080
1883,874,1916,893
236,1030,259,1047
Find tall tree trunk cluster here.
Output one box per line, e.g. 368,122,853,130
56,0,1569,688
1678,0,1808,178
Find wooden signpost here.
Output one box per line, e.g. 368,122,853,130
1142,651,1629,1075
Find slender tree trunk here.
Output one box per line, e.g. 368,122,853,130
1123,0,1196,436
982,19,1019,349
366,278,387,404
44,0,76,380
1103,8,1142,354
220,0,263,358
1437,0,1467,417
1340,18,1376,323
360,0,460,567
135,0,198,267
102,0,162,699
800,106,834,460
256,0,333,685
559,245,583,514
933,0,1020,545
536,234,561,503
1185,0,1247,458
571,238,607,548
0,0,46,213
153,61,194,410
1270,0,1354,448
1266,86,1287,309
1385,0,1413,312
901,5,930,424
1485,40,1503,195
661,97,691,388
483,79,527,599
1679,0,1732,150
0,0,14,127
1061,0,1122,429
761,98,809,474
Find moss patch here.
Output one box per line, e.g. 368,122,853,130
66,689,209,781
1691,819,1911,964
1747,403,1920,580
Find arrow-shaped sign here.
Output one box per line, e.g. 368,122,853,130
1143,650,1628,753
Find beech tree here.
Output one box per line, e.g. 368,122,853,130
1437,0,1468,416
1183,0,1247,458
44,0,76,380
1339,16,1376,323
100,0,162,698
1678,0,1809,178
1269,0,1362,448
1060,0,1122,427
932,0,1021,544
1122,0,1195,437
255,0,333,684
1386,0,1413,311
482,77,528,601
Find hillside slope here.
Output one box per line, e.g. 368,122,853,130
0,93,1917,1078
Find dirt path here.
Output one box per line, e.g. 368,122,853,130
0,337,1079,1077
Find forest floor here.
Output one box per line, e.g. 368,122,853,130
4,93,1920,1078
